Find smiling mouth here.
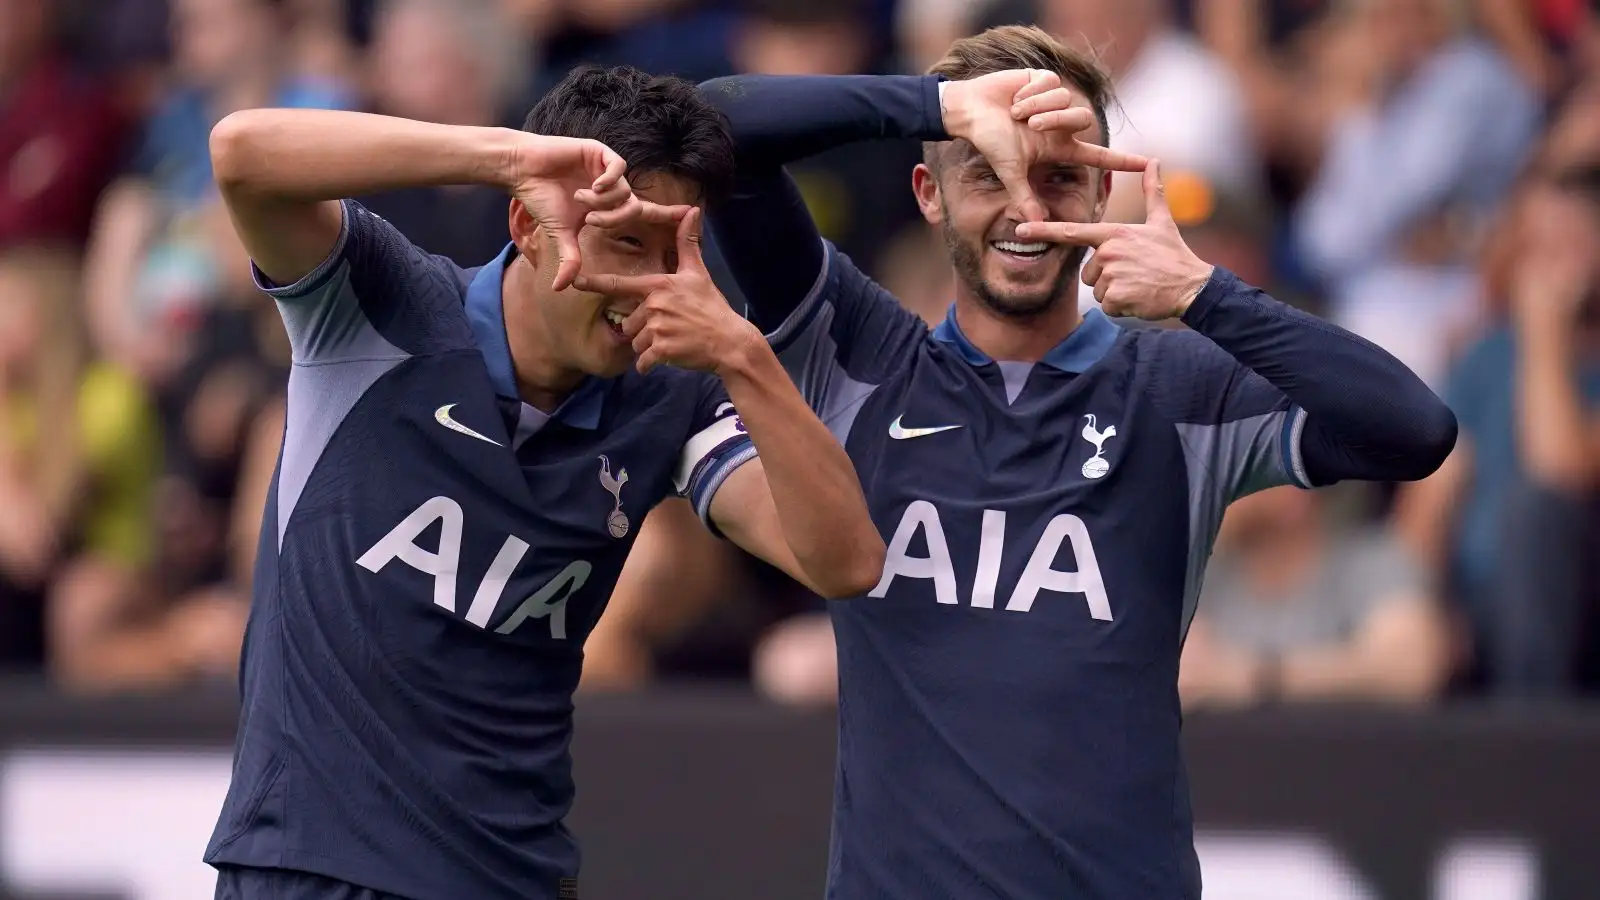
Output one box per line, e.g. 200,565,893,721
990,240,1051,261
602,309,628,337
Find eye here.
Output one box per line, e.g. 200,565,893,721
975,170,1003,186
613,235,645,251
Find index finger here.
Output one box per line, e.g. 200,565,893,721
1069,143,1150,174
585,199,691,230
1013,220,1117,248
592,148,627,192
571,271,672,297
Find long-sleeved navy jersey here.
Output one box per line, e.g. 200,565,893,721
203,201,756,899
702,74,1456,900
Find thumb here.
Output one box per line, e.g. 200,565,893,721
1001,172,1047,223
1143,158,1171,226
677,206,707,274
551,227,581,292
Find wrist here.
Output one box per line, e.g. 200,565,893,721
712,325,771,382
495,128,549,191
1172,264,1215,318
938,80,970,139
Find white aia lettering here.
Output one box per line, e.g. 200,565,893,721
868,501,1112,620
355,496,589,639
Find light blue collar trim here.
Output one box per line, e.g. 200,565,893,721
932,305,1120,373
465,243,607,430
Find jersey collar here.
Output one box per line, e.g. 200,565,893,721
465,243,607,430
932,304,1121,373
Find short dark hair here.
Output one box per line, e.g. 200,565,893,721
924,26,1116,168
523,66,735,204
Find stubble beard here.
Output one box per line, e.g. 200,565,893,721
940,216,1086,322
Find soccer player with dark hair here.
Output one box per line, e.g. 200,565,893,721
199,66,885,900
694,25,1457,900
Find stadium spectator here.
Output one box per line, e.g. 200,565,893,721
1396,167,1600,697
80,0,355,388
0,0,128,250
356,0,531,266
1293,0,1541,388
0,250,160,678
50,199,283,693
1043,0,1262,223
1180,485,1452,708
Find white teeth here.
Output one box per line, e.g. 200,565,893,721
993,241,1050,254
604,310,626,326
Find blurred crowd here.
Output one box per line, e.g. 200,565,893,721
0,0,1596,706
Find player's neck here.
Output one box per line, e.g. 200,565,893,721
502,261,587,413
951,293,1083,364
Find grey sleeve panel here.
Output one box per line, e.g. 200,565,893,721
276,351,408,549
771,296,879,446
254,200,369,363
1173,408,1305,636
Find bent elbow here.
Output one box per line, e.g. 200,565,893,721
814,539,886,600
1386,399,1458,483
209,110,270,190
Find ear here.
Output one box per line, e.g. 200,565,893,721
508,198,543,263
1091,169,1114,223
911,163,944,225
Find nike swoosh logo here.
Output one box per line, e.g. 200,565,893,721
888,415,963,441
435,404,503,447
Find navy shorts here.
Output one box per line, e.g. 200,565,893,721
214,866,402,900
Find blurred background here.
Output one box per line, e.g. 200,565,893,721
0,0,1598,896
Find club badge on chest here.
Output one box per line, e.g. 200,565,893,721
1080,414,1117,480
598,455,630,538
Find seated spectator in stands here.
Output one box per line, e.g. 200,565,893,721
1397,168,1600,698
1180,486,1452,709
50,201,285,693
1043,0,1263,224
356,0,531,266
0,0,128,250
1293,0,1540,388
0,251,160,677
81,0,354,387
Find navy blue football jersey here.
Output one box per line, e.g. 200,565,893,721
204,201,755,900
772,243,1311,900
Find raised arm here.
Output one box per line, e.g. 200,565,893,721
208,109,631,290
576,209,885,598
698,75,947,330
1019,160,1457,486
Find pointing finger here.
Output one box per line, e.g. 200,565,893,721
1026,107,1096,135
1012,86,1077,121
571,271,671,297
1142,158,1173,225
1014,220,1118,248
1010,69,1060,108
585,200,690,230
1069,143,1150,174
591,148,627,192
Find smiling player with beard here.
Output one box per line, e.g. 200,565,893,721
694,24,1458,900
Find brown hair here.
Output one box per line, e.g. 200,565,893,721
925,25,1116,164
